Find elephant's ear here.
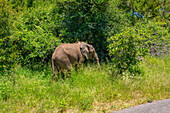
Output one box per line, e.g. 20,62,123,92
80,44,89,59
87,44,94,53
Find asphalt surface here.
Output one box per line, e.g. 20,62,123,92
112,99,170,113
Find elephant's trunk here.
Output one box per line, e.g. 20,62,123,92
97,58,101,71
94,52,101,71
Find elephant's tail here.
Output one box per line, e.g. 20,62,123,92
52,58,56,77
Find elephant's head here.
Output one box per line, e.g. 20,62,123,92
79,42,90,60
78,42,101,70
87,44,97,60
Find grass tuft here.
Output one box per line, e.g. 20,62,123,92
0,56,170,112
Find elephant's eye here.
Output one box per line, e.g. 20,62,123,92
89,49,93,53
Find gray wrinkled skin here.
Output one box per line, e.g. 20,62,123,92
52,41,100,79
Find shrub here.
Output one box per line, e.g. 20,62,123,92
0,0,16,71
135,20,170,56
8,5,61,67
116,0,169,19
108,20,169,75
108,27,147,75
105,0,130,37
57,0,109,59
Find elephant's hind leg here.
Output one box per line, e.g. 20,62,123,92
52,59,60,79
57,59,73,78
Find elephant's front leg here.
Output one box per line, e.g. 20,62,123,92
77,56,84,69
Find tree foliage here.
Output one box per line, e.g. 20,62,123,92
0,0,169,73
135,20,170,56
108,20,169,75
0,0,17,70
108,27,147,75
57,0,109,59
116,0,169,18
1,1,61,70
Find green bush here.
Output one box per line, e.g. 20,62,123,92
56,0,131,59
116,0,169,18
108,20,169,75
108,27,147,75
105,0,130,37
135,20,170,56
1,0,62,70
8,5,61,67
0,0,17,71
57,0,109,59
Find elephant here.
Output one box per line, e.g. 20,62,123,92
52,41,100,78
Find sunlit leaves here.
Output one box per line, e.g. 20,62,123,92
5,3,61,67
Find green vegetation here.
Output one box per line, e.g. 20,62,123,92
108,20,169,75
1,56,170,112
1,0,170,112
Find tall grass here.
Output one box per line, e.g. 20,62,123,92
0,56,170,112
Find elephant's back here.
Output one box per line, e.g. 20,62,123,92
52,43,80,60
55,43,78,52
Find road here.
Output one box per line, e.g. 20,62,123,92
112,99,170,113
